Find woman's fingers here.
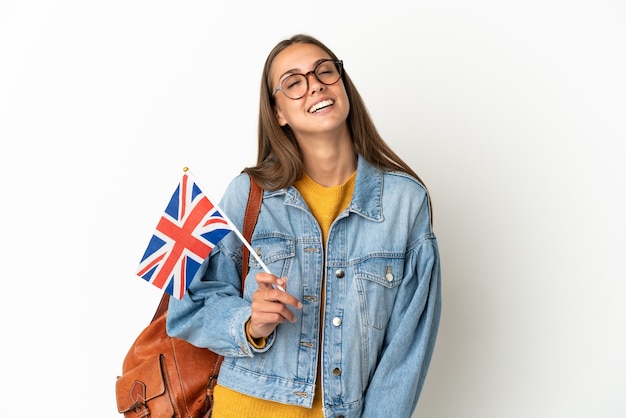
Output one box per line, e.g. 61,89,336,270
255,272,285,290
249,272,302,338
255,273,300,305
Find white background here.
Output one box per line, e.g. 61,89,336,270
1,1,624,417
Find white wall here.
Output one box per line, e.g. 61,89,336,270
1,1,624,417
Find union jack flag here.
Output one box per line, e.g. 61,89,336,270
136,171,234,299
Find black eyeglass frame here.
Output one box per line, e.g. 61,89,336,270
272,59,344,100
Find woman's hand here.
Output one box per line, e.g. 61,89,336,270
248,272,302,339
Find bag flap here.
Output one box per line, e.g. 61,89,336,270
115,354,167,413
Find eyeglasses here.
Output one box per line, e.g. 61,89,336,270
272,59,343,100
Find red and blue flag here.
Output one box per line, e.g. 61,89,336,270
136,171,234,299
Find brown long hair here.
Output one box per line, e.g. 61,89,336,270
244,34,426,193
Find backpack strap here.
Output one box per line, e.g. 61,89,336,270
241,178,263,280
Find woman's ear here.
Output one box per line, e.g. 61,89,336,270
274,105,288,127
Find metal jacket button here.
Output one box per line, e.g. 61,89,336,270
332,317,342,326
335,269,345,278
385,266,393,281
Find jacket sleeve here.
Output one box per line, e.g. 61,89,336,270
361,233,442,418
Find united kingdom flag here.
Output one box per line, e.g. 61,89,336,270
136,171,234,299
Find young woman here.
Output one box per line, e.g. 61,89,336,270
167,34,442,418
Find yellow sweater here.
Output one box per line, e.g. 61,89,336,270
212,172,356,418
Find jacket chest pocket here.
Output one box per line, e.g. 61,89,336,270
354,255,405,330
247,233,295,283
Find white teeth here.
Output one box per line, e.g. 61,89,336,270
309,99,334,113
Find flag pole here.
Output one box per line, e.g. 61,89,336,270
183,167,285,291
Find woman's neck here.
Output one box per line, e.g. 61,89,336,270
300,141,356,187
293,121,356,186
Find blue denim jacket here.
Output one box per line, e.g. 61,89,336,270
166,156,441,418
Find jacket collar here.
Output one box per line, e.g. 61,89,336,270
273,155,384,222
349,155,384,221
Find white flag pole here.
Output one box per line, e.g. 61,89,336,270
183,167,285,291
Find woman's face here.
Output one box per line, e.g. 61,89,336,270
270,43,350,139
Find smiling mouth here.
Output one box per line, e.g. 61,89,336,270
308,99,334,113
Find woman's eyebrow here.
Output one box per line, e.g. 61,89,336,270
278,58,331,79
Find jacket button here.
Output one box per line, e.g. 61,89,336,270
332,367,342,376
332,317,342,326
385,266,394,281
335,269,345,278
